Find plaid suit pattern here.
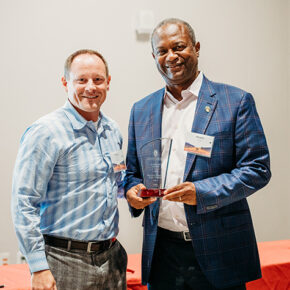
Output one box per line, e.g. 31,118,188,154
125,76,271,288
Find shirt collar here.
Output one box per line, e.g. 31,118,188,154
165,71,204,105
62,100,109,132
181,71,203,99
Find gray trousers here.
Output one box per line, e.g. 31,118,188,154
45,240,127,290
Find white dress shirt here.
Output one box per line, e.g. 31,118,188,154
158,72,203,232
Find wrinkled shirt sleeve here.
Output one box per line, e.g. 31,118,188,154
11,124,59,272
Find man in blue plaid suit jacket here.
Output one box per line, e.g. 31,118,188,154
125,18,271,290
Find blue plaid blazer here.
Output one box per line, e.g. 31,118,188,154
125,76,271,288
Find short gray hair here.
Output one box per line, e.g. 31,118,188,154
151,18,196,51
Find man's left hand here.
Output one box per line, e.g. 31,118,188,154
163,182,197,205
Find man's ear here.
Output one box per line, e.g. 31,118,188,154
195,42,200,57
61,76,68,92
106,75,112,91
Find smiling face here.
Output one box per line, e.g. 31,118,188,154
62,53,111,121
152,23,200,91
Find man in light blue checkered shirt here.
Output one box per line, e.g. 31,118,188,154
12,49,127,290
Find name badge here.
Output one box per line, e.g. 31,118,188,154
110,150,127,172
184,132,214,158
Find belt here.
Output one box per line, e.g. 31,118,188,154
44,235,116,253
157,227,192,241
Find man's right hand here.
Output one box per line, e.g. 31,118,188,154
126,183,157,209
32,269,57,290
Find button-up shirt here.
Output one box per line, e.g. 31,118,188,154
158,72,203,232
12,101,124,272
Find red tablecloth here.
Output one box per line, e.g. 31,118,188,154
0,264,31,290
127,254,147,290
246,240,290,290
0,241,289,290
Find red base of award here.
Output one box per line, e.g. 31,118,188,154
139,189,166,198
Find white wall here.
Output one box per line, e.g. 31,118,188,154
288,0,290,191
0,0,289,263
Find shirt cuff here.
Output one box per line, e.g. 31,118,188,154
26,250,49,273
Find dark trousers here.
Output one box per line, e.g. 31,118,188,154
148,228,246,290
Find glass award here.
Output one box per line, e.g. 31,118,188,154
138,138,172,198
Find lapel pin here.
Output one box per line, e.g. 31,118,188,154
205,106,211,113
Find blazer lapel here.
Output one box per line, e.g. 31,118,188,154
150,88,164,140
183,76,217,180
